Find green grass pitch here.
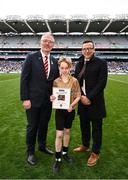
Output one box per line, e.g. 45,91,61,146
0,73,128,179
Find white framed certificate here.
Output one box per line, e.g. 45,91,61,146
52,87,71,109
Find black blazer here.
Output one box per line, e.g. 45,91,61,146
20,51,59,107
75,55,108,119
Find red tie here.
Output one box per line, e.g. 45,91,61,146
44,56,48,78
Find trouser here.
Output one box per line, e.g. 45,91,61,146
80,113,103,154
26,103,52,154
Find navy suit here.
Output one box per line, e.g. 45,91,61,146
20,51,59,154
75,55,108,154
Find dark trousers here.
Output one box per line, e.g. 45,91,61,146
80,112,103,154
26,103,52,154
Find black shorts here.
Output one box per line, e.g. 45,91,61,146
55,109,75,130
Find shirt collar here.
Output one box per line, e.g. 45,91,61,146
84,58,90,62
40,50,50,59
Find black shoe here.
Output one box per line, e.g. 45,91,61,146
52,160,61,173
39,147,54,155
27,154,37,165
62,154,73,163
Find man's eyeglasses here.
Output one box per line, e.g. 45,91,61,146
82,48,94,51
42,39,55,44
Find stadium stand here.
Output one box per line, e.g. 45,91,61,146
0,14,128,73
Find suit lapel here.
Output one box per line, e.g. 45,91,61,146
36,52,56,80
48,55,54,80
36,51,46,79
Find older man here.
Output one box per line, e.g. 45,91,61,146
20,32,59,165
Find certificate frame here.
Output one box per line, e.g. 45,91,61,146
52,87,71,109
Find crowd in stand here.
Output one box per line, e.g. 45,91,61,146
107,61,128,73
0,60,128,74
0,61,23,73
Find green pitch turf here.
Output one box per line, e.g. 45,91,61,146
0,73,128,179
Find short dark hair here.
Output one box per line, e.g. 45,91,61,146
83,40,95,48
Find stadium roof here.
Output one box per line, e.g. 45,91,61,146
0,14,128,35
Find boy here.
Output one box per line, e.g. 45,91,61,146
50,57,81,173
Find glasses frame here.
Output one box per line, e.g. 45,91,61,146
41,39,55,45
82,47,94,51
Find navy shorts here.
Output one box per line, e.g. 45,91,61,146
55,109,75,130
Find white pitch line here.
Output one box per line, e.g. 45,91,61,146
108,78,128,84
0,78,19,83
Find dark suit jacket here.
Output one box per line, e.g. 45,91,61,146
75,55,108,119
20,51,59,107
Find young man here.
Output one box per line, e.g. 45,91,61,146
74,40,108,166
